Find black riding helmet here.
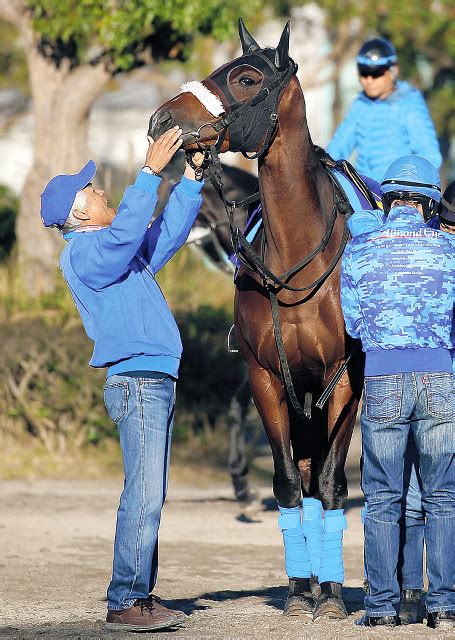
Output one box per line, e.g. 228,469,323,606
439,180,455,225
357,38,397,77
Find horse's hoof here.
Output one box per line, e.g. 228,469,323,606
283,595,314,618
284,578,315,618
241,496,262,519
313,581,347,621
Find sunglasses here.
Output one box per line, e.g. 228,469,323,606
358,65,389,79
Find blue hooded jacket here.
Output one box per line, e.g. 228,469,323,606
60,171,203,378
341,206,454,376
327,81,442,182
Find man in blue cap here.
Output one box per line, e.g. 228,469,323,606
341,155,455,629
327,38,441,182
41,127,204,632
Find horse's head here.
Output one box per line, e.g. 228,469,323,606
149,19,296,156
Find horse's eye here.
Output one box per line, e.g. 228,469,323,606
239,77,255,87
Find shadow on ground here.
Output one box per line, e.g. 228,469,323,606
0,587,365,639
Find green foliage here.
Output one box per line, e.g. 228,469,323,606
0,186,18,263
28,0,261,71
0,20,28,92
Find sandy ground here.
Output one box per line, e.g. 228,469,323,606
0,429,452,640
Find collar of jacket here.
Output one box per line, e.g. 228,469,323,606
358,80,413,105
385,205,424,227
63,226,108,241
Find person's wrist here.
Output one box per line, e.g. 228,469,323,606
142,165,160,177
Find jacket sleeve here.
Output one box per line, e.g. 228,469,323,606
141,176,203,275
70,173,161,290
405,91,442,169
327,102,358,161
340,245,363,339
347,209,385,238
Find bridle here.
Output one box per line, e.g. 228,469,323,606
181,55,298,160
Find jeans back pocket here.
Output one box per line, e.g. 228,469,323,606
104,381,129,423
423,373,454,419
364,375,403,422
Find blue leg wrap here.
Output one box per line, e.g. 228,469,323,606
318,509,347,584
301,498,323,577
278,506,311,578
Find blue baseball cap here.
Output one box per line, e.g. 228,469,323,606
40,160,96,227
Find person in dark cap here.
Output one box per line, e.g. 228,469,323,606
41,128,204,632
327,38,441,182
439,180,455,234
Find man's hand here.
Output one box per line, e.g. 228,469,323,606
184,151,205,181
145,127,183,174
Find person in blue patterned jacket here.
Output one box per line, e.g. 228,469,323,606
347,167,455,627
327,38,442,182
341,156,455,629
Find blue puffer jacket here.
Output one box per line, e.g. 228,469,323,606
341,206,454,376
327,81,442,182
60,172,203,378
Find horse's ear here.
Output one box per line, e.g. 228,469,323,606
238,17,260,53
275,21,290,69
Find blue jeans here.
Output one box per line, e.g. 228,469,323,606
104,372,176,611
361,371,454,617
399,433,425,590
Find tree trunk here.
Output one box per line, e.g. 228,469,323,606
5,4,110,295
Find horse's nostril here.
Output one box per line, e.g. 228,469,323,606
159,111,173,127
150,110,173,136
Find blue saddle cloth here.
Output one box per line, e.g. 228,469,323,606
230,168,382,269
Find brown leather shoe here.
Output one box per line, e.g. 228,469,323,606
146,594,186,622
106,596,186,631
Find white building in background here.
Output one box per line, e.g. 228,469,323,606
0,7,342,195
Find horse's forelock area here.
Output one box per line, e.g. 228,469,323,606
180,81,225,117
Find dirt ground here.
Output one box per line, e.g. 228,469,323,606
0,428,452,640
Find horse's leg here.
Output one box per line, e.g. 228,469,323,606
313,369,361,621
289,388,326,600
248,363,314,617
227,372,258,505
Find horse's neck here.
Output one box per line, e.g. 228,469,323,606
258,78,331,270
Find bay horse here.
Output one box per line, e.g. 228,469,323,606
150,20,364,621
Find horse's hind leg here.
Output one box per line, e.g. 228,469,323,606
248,362,314,617
227,372,257,504
313,370,361,621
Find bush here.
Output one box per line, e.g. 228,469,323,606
0,305,248,457
0,315,111,453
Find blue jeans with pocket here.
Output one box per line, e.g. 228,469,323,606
103,372,176,611
361,371,454,617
